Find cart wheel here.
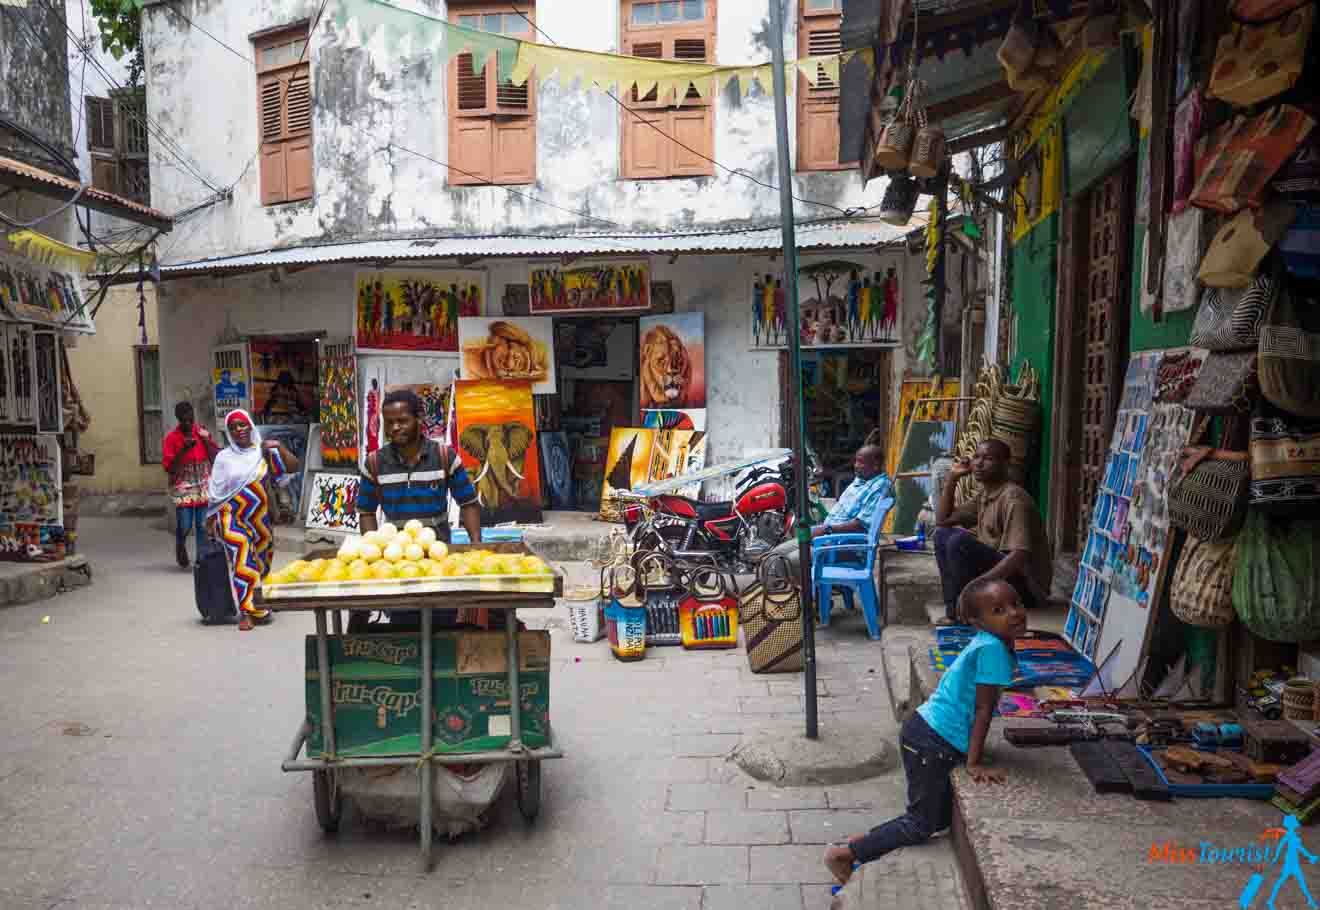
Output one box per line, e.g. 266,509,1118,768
313,769,342,833
515,760,541,823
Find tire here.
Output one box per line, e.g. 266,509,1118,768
515,760,541,823
313,769,342,833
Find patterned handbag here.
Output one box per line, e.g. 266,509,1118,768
1197,203,1299,288
741,556,804,674
1259,281,1320,417
1249,400,1320,516
1189,274,1277,350
1163,209,1206,314
1191,105,1316,214
1208,5,1313,108
1167,417,1251,541
1186,350,1260,415
1170,535,1240,628
1231,0,1312,24
1171,90,1203,215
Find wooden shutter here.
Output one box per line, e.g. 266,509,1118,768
255,26,314,206
623,111,670,179
796,13,850,171
493,118,536,184
86,97,115,152
628,41,664,105
673,36,708,105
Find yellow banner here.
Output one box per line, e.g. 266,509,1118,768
5,230,97,271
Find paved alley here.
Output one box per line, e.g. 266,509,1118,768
0,518,963,910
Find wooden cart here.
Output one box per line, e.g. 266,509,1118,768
257,543,565,872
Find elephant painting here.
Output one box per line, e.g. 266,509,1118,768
459,422,539,522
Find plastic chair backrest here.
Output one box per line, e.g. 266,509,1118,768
863,482,895,564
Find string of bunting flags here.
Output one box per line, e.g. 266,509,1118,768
337,0,869,101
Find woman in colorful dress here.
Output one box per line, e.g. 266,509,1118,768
208,409,300,631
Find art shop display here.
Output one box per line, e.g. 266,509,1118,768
638,312,705,413
317,345,358,467
305,472,362,534
256,424,311,523
355,269,484,354
529,261,650,313
641,409,706,431
751,260,901,350
249,338,319,425
556,319,635,380
884,378,961,534
0,253,94,334
32,331,60,434
648,430,707,500
0,434,63,561
458,317,556,395
454,380,543,524
538,430,574,510
358,355,458,467
599,427,655,521
8,324,35,427
384,383,452,443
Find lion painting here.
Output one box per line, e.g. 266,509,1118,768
462,320,551,384
640,324,694,410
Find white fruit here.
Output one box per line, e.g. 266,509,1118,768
379,522,399,538
363,530,386,548
404,543,425,562
383,542,405,563
404,519,425,535
360,542,383,563
416,527,438,548
428,541,449,561
337,537,363,561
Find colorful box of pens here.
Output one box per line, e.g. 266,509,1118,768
644,587,684,646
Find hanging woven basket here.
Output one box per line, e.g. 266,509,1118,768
908,123,947,178
879,174,920,225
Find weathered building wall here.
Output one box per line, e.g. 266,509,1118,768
138,0,886,263
158,247,918,456
0,0,74,168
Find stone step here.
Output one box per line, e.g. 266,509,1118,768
879,625,925,722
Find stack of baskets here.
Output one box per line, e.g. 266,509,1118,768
1282,678,1317,722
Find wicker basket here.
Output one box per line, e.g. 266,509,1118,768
566,585,605,643
1282,678,1316,721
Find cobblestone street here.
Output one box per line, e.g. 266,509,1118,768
0,518,964,909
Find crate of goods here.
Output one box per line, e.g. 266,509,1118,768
305,630,552,758
565,585,606,643
1244,716,1312,765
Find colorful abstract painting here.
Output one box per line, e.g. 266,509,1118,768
648,430,707,500
599,427,656,521
454,380,542,524
458,317,557,395
638,312,705,413
317,346,358,467
355,270,484,354
641,409,707,431
529,261,650,313
305,472,361,533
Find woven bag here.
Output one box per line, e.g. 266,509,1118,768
1191,105,1316,214
1232,511,1320,642
1190,275,1277,351
875,118,915,171
1259,281,1320,417
879,174,920,225
742,556,804,674
1209,5,1313,107
1249,400,1320,517
908,116,947,179
990,395,1041,476
1167,417,1250,541
1232,0,1311,22
1170,535,1239,628
1198,204,1299,288
1186,350,1260,415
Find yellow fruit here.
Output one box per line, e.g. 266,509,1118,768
425,560,447,578
348,559,371,581
309,558,328,572
337,537,364,561
417,558,437,575
286,559,309,575
427,541,448,560
383,542,405,563
363,531,386,548
417,527,439,548
379,522,398,539
479,555,507,576
403,543,425,562
360,542,382,563
322,561,349,582
297,564,323,583
398,563,423,579
393,529,413,546
519,556,550,575
404,519,425,535
370,561,396,580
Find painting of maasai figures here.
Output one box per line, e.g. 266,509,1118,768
538,431,573,510
751,261,902,350
599,427,656,522
529,261,650,313
454,380,542,524
305,472,361,533
638,313,705,413
459,317,557,395
355,270,485,354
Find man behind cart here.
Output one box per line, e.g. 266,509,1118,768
350,389,483,632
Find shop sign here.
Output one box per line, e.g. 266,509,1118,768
529,260,651,314
213,366,248,413
749,260,901,350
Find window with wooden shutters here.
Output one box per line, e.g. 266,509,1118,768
86,97,119,193
448,5,536,186
621,0,716,179
253,24,313,205
797,1,852,172
85,92,152,203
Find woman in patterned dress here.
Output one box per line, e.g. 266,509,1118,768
207,409,300,631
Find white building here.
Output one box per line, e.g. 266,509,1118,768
122,0,964,512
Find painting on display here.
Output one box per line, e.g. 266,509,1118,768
305,472,361,534
638,312,705,413
648,430,707,500
383,383,452,443
0,433,62,548
32,330,60,434
358,355,458,467
641,409,707,431
454,380,542,524
538,430,574,510
599,427,656,521
8,325,35,426
256,424,310,523
0,326,13,425
317,344,358,467
458,317,557,395
355,270,484,354
556,320,636,380
751,261,901,350
250,339,318,425
0,253,94,334
529,261,650,314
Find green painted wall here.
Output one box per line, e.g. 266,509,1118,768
1128,139,1197,352
1010,213,1059,511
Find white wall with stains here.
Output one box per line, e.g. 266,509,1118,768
137,0,889,263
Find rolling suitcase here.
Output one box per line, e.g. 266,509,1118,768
194,540,239,625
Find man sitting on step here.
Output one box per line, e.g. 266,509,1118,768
934,438,1051,625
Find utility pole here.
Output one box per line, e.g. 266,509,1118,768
767,0,818,740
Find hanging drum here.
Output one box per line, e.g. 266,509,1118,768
908,124,947,178
879,174,920,225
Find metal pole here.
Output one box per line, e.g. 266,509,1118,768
419,608,433,873
767,0,818,740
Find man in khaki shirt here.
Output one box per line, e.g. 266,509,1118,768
934,438,1052,623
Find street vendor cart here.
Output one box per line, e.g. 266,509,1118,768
257,542,565,872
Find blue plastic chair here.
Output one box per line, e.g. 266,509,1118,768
811,489,895,641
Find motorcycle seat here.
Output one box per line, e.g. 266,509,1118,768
662,495,734,521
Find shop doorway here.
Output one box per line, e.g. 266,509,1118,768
1048,162,1132,555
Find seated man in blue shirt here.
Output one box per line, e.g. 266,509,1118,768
763,444,894,587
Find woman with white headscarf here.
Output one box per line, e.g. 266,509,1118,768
208,409,300,630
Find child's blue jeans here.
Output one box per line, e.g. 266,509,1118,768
850,712,966,864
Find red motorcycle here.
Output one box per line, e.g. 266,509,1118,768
622,454,822,572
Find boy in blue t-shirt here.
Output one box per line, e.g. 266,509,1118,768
824,578,1025,885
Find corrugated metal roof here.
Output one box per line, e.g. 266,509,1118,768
0,155,172,230
151,219,915,279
